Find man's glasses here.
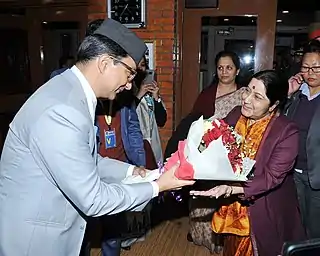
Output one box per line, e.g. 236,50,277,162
301,66,320,73
109,56,137,81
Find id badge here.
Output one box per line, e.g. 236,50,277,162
104,129,116,149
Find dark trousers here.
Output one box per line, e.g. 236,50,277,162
79,217,121,256
79,239,121,256
101,239,121,256
294,172,320,239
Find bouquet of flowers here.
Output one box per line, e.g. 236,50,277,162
163,116,255,181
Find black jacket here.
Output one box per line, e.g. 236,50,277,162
285,91,320,189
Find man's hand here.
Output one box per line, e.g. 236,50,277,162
156,163,195,192
132,166,147,177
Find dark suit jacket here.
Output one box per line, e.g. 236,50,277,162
225,107,306,256
285,91,320,189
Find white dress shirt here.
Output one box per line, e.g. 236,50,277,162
70,66,159,197
300,82,320,101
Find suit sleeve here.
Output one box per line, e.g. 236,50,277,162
29,105,153,217
96,154,132,183
243,122,299,200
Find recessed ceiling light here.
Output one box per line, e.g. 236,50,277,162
282,10,289,14
277,19,282,23
224,18,229,21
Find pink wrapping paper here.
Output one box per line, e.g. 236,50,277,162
163,140,195,180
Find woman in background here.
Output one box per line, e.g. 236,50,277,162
192,51,245,119
188,51,246,253
286,39,320,239
133,56,167,169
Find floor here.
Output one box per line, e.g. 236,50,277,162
89,195,221,256
91,217,219,256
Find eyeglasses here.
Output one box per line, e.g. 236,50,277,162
301,66,320,73
109,56,137,81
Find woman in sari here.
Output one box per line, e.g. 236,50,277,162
188,51,246,253
192,50,245,119
191,70,306,256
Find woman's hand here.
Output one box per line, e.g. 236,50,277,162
147,81,160,101
136,83,153,99
288,73,304,97
190,185,233,198
136,81,159,100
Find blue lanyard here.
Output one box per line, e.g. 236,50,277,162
145,95,154,118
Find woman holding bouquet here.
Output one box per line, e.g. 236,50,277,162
191,70,306,256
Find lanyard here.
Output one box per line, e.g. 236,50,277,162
104,100,113,128
145,95,154,119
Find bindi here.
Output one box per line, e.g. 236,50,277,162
252,85,256,89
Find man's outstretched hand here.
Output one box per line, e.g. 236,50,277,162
156,163,195,193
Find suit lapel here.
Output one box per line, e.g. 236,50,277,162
93,125,98,163
61,70,97,160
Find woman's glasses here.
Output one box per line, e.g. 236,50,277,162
301,66,320,73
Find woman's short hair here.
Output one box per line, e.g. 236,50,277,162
304,39,320,54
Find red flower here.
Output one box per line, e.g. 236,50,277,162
201,119,243,173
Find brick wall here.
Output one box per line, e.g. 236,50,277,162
87,0,180,151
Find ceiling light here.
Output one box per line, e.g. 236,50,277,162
224,18,229,21
277,19,282,23
282,10,289,14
